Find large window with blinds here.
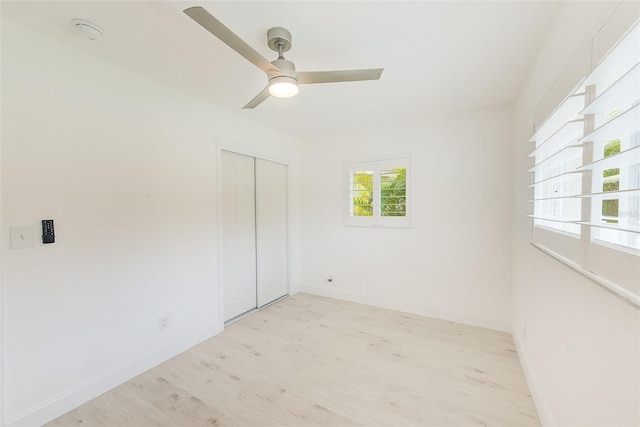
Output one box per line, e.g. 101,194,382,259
346,157,411,227
529,21,639,305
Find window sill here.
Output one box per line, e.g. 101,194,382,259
530,242,640,310
344,223,414,230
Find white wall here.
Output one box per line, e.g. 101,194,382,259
1,19,301,426
4,2,639,426
513,2,640,425
300,105,515,332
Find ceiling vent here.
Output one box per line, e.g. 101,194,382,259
71,19,104,41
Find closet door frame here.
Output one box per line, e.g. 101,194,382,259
216,143,289,325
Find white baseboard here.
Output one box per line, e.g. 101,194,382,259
6,324,223,427
511,326,556,426
299,286,511,332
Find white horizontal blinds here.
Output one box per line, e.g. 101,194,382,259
529,20,640,301
346,157,411,227
529,92,585,236
530,21,640,247
579,22,640,252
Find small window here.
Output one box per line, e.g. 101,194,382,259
346,157,411,227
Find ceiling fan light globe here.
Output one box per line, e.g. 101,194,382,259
268,76,299,98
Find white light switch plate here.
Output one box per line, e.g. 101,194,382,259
10,226,35,249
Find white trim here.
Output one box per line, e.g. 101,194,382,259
216,140,289,168
215,140,225,326
342,153,415,165
343,224,416,230
0,82,4,427
224,294,289,326
5,324,222,427
591,238,640,257
511,327,557,427
300,286,511,333
530,242,640,309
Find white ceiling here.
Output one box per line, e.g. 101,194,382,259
1,1,559,141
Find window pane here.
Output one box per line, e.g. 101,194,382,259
592,133,640,251
533,151,582,235
602,139,621,190
351,171,373,217
380,168,406,217
602,199,619,223
601,139,621,223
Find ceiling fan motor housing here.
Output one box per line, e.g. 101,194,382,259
267,27,292,53
269,58,298,82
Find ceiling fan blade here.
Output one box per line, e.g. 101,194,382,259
298,69,384,85
242,86,271,109
184,7,279,74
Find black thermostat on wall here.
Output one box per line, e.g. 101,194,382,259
42,219,55,244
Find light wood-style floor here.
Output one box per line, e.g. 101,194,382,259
47,293,540,426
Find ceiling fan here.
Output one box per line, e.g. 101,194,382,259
183,6,384,109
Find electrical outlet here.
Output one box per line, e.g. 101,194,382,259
159,316,169,331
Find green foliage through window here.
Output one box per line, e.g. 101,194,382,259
352,171,373,216
347,158,411,227
351,168,407,217
380,168,406,217
602,139,620,222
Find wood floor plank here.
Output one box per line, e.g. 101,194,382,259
45,384,174,427
46,293,540,426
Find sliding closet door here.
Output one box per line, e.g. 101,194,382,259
255,159,288,307
221,150,257,321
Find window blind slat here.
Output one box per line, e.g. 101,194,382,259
529,171,585,187
528,144,584,171
578,188,640,198
578,145,640,170
581,62,640,116
529,93,586,144
576,222,640,234
579,103,640,143
530,119,585,156
528,215,580,223
581,23,640,92
528,196,581,202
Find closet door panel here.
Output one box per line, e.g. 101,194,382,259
221,151,257,321
255,158,288,307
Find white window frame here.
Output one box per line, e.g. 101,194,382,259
528,20,640,308
345,157,412,228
